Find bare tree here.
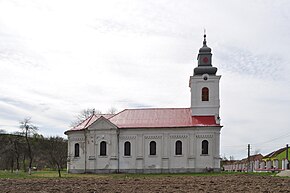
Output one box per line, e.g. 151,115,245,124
70,108,101,127
107,107,117,114
254,149,261,155
222,155,228,161
0,129,6,134
0,134,22,173
19,118,38,175
1,136,15,172
44,136,67,177
12,135,21,172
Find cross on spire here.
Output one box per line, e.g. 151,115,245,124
203,29,207,46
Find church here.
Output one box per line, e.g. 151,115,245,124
65,35,222,173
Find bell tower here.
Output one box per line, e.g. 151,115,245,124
189,34,221,121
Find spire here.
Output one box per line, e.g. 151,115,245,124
199,31,211,53
203,29,207,46
194,33,217,75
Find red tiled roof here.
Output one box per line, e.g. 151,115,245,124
67,108,220,133
191,116,217,126
110,108,218,128
239,154,264,163
71,114,115,131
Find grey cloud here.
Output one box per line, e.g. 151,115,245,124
117,99,152,109
217,46,285,80
0,32,44,69
0,97,35,111
0,96,50,115
90,18,185,38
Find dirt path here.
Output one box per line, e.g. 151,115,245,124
1,174,290,193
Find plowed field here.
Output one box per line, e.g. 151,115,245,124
1,174,290,192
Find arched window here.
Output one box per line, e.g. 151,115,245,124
124,141,131,156
149,141,156,155
74,143,79,157
175,140,182,155
100,141,107,156
202,140,209,155
202,87,209,101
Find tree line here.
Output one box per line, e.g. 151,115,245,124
0,108,117,177
0,118,67,177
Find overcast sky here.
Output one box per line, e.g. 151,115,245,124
1,0,290,160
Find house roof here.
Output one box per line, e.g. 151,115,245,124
66,108,220,133
263,147,287,159
223,154,264,165
239,154,264,163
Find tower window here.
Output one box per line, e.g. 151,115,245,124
175,140,182,155
100,141,107,156
74,143,79,157
149,141,156,155
202,140,209,155
202,87,209,101
124,141,131,156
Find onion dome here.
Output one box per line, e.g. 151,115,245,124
194,34,217,75
199,34,212,53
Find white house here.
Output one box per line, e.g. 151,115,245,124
65,35,222,173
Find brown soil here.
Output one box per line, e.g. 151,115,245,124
1,174,290,193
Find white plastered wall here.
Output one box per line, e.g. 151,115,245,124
190,74,221,116
67,125,221,173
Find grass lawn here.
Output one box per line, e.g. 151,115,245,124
0,170,107,179
0,170,275,179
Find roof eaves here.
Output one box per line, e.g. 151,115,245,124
116,125,220,129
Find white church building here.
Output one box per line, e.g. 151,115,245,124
65,35,222,173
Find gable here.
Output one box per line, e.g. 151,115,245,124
88,116,118,130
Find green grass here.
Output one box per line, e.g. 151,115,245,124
0,170,113,179
0,170,275,179
0,170,63,179
0,170,30,179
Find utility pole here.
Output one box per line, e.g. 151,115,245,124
247,144,250,172
286,144,289,169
